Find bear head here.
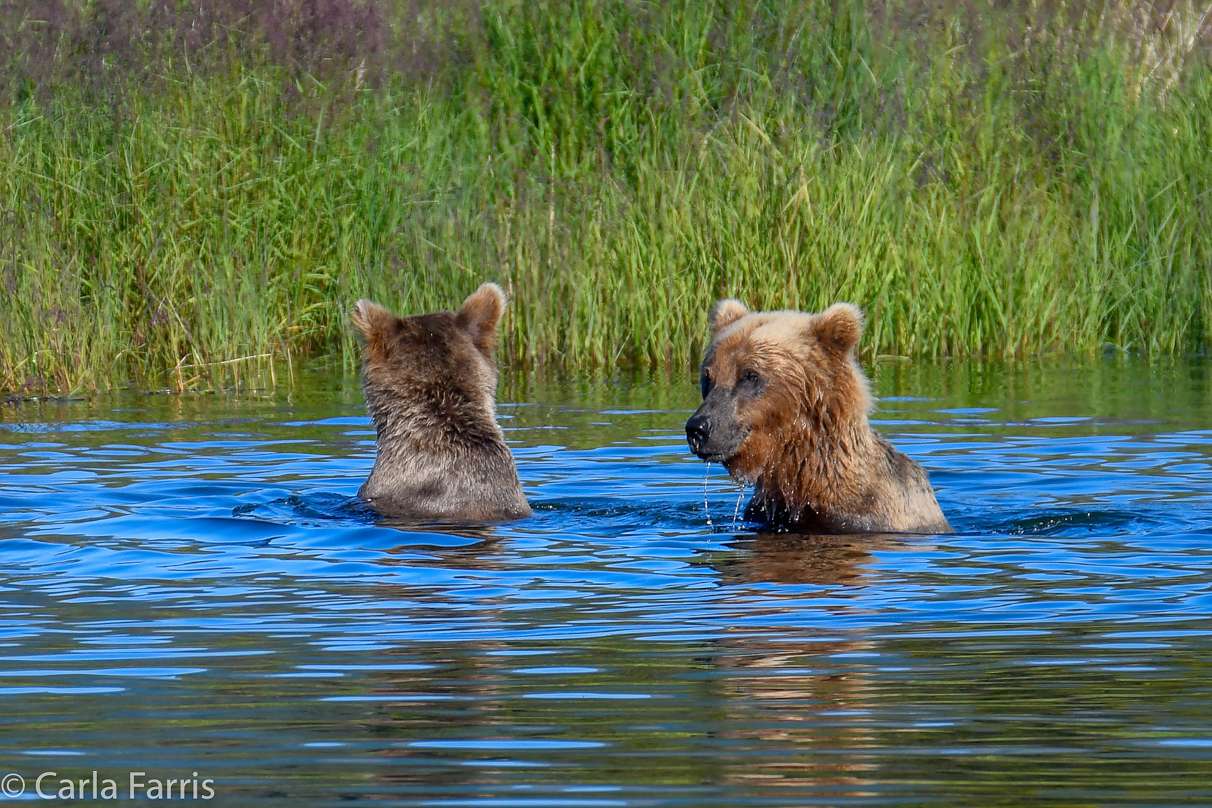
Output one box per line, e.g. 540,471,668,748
685,300,873,483
351,283,507,444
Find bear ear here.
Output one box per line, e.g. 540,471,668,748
351,299,395,343
456,282,507,360
709,299,750,338
811,303,864,355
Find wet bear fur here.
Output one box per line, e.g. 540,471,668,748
351,283,531,522
686,300,951,535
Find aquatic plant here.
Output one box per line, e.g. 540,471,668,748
1,0,1210,393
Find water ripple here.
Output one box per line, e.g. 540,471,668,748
1,361,1211,805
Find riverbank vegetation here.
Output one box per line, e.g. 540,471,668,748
2,0,1210,393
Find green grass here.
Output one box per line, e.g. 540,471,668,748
2,0,1211,394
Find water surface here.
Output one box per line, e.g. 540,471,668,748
2,358,1211,806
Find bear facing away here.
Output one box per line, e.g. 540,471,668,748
352,283,531,522
685,300,951,535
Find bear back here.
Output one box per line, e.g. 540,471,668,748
352,283,531,522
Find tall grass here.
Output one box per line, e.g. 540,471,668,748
2,0,1211,393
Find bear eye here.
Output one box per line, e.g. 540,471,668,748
699,372,712,397
741,369,761,386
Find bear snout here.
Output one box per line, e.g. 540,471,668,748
685,413,712,456
687,399,750,462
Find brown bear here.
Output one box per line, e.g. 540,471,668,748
351,283,531,522
685,300,951,534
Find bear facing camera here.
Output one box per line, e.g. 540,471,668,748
351,283,531,522
686,299,951,535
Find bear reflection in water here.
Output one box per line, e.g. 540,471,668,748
351,529,887,800
351,283,531,522
687,299,951,535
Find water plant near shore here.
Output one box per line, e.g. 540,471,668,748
2,0,1210,393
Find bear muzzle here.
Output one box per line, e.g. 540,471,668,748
685,406,747,463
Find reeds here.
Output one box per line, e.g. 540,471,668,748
2,0,1210,393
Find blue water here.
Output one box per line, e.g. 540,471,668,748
1,359,1211,806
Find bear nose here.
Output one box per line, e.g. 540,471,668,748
685,414,711,453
